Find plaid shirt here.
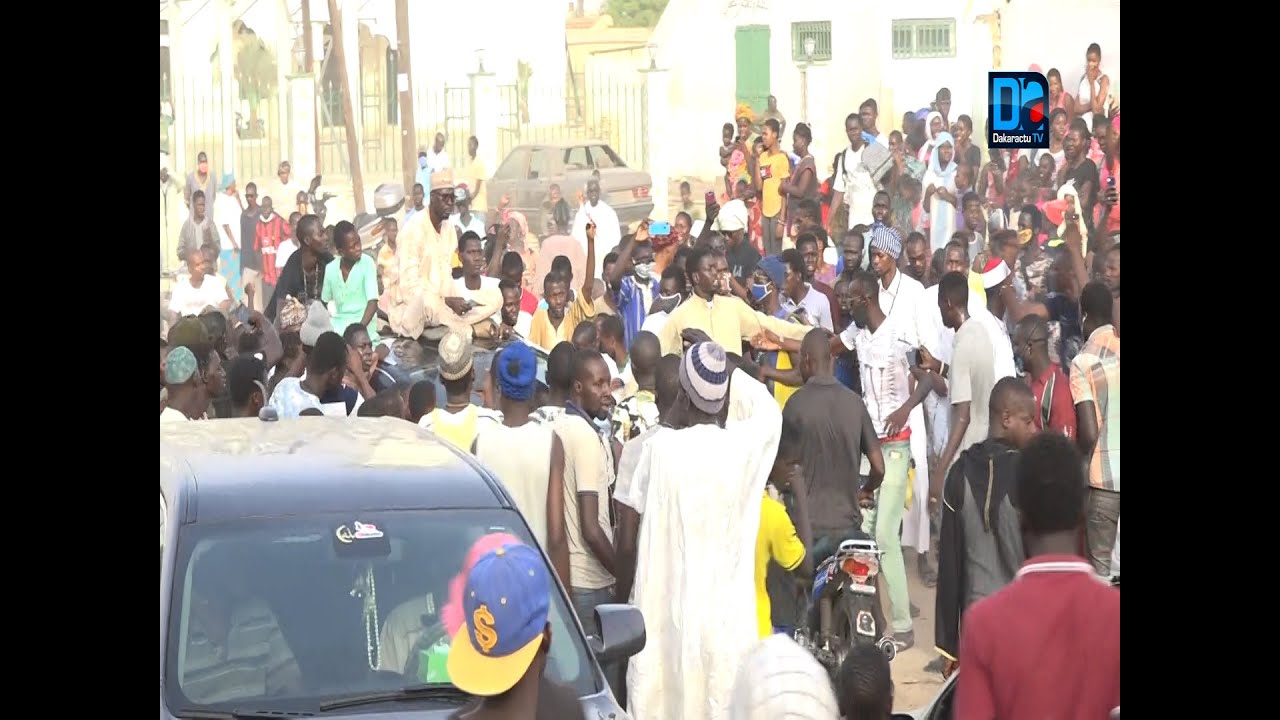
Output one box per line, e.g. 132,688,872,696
1069,325,1120,491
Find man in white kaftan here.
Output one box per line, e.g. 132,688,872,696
624,368,781,720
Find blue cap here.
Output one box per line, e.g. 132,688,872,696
758,255,786,287
447,543,551,696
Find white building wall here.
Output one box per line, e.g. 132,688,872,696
1002,0,1120,102
651,0,1117,182
877,0,993,143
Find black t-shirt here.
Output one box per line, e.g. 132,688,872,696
241,210,264,272
265,248,335,320
782,376,879,533
319,384,361,415
446,676,581,719
725,240,761,282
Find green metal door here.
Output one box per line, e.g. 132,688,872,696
735,25,771,118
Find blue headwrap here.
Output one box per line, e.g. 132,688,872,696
496,342,537,401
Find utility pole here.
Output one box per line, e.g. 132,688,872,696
395,0,418,193
327,0,366,214
301,0,320,173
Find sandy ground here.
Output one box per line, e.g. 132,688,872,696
891,547,946,711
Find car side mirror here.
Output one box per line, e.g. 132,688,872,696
588,604,645,664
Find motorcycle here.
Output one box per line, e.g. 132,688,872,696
306,175,337,226
357,182,406,253
794,536,896,673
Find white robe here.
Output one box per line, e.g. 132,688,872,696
626,371,781,720
571,200,621,281
904,403,931,552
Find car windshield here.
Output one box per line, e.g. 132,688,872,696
164,508,595,715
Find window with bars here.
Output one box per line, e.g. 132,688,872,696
791,21,832,63
892,18,956,59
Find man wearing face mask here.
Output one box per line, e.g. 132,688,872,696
606,224,662,348
639,266,686,338
659,246,809,357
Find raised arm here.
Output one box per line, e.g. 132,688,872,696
608,223,648,287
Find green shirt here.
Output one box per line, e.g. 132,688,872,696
321,255,379,338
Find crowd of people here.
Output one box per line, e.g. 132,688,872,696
161,41,1119,720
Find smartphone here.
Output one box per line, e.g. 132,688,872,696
705,190,717,205
233,304,252,325
906,348,921,367
650,221,671,235
1106,176,1116,189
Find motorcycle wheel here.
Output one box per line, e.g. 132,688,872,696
832,601,856,671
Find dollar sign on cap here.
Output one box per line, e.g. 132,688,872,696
472,605,498,654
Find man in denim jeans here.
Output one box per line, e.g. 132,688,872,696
837,271,934,651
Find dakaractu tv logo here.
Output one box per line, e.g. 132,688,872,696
988,71,1050,150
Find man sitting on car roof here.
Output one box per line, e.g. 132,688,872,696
380,171,497,341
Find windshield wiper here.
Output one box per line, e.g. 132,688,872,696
318,683,470,712
173,711,306,719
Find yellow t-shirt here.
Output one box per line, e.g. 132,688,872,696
758,150,791,219
528,289,596,351
968,271,985,299
755,494,806,639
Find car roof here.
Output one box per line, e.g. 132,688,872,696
160,417,513,523
509,140,611,151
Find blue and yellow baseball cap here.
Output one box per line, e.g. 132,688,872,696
446,543,551,696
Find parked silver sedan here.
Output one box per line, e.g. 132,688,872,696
487,141,654,236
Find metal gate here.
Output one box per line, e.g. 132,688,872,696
410,84,473,169
496,79,648,170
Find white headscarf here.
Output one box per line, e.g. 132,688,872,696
929,131,958,187
918,110,945,163
717,199,750,233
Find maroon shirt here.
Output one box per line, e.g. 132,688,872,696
1027,364,1077,438
957,555,1120,720
812,280,842,328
